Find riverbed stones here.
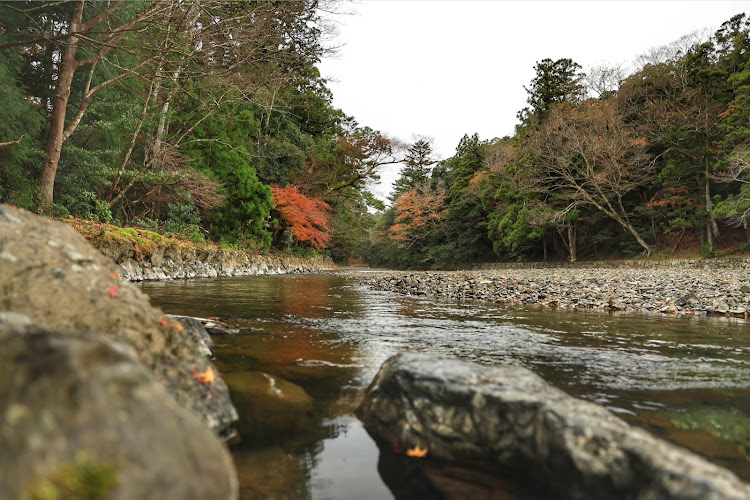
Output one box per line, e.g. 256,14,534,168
358,353,750,500
359,268,750,319
0,328,238,500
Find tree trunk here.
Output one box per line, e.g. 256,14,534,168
567,223,576,263
39,0,84,212
152,94,171,171
622,219,652,255
542,232,548,262
705,164,719,242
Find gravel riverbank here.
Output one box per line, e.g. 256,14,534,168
355,266,750,319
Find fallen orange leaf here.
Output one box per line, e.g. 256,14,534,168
192,365,216,386
105,284,120,298
158,318,183,330
406,445,428,458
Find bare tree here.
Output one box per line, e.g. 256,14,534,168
527,99,657,255
633,29,711,69
585,63,627,99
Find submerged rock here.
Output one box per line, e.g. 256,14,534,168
0,328,238,500
223,371,314,442
358,353,750,500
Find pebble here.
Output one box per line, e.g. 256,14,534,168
354,268,750,320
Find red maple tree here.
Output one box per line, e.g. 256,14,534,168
271,184,331,250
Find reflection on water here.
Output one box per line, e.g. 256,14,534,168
142,272,750,498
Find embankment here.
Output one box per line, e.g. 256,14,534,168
75,225,336,281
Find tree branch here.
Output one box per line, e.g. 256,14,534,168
0,134,26,149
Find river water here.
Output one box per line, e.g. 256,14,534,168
141,271,750,499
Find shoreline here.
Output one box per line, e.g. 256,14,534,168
89,238,335,281
63,218,336,281
355,266,750,320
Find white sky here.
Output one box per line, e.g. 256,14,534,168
317,1,749,201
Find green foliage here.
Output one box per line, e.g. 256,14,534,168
60,191,113,222
391,138,436,201
133,203,206,244
4,3,750,263
326,191,374,263
0,43,45,209
518,58,585,123
488,203,543,259
700,242,716,259
182,105,273,247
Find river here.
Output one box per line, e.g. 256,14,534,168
141,271,750,499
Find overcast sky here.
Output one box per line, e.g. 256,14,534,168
317,1,748,200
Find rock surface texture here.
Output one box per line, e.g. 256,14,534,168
358,353,750,500
0,328,238,500
0,205,239,498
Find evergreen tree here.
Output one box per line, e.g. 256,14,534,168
518,58,585,124
390,138,436,200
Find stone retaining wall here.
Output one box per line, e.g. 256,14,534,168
90,240,336,281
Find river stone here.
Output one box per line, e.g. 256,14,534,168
0,205,237,436
167,314,215,358
0,328,237,500
222,371,314,442
357,353,750,500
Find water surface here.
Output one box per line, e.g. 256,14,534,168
142,272,750,498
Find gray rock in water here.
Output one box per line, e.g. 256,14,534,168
167,314,215,358
0,328,238,500
357,353,750,500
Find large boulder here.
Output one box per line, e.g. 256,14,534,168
0,327,238,500
358,353,750,500
0,205,239,497
0,205,237,435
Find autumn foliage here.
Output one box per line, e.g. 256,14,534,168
388,188,447,249
271,184,331,250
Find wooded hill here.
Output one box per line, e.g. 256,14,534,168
2,4,749,267
371,14,750,268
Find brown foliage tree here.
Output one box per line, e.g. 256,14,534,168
388,185,447,250
526,99,656,254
